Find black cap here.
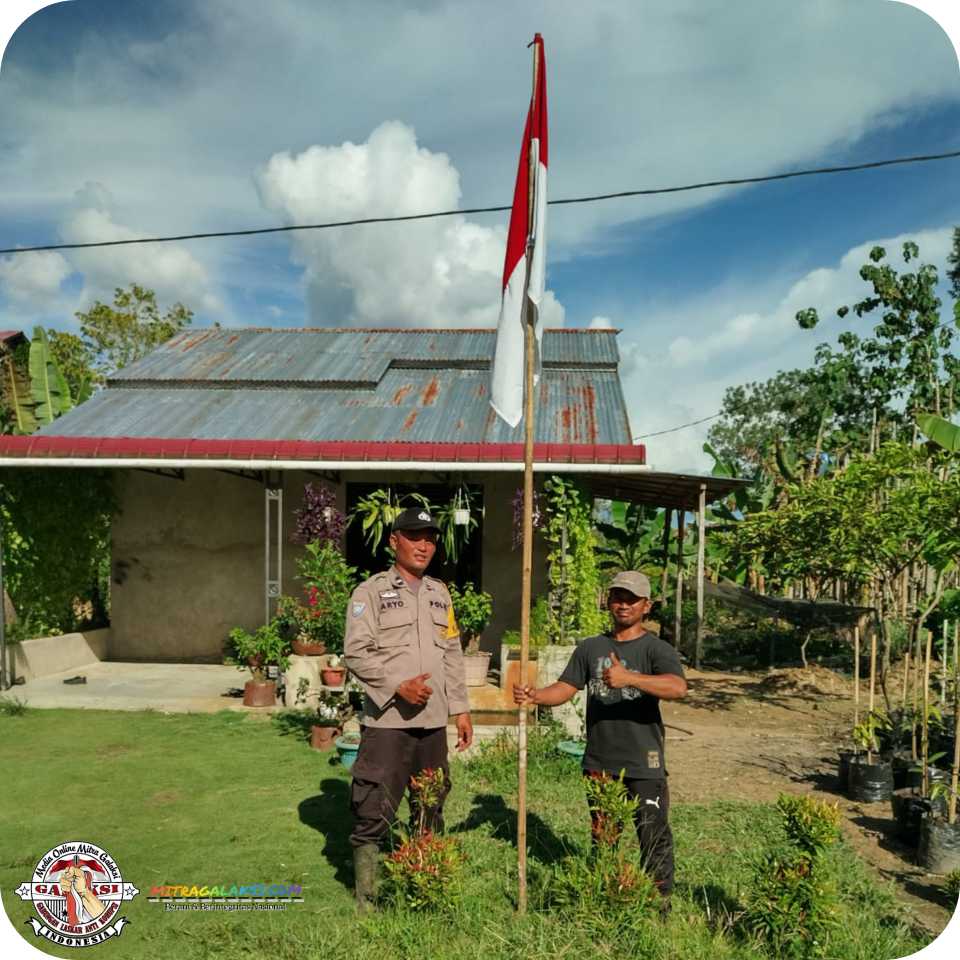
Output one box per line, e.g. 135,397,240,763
392,507,440,532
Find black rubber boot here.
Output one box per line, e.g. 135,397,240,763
353,844,380,914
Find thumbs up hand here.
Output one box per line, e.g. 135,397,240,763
602,651,632,689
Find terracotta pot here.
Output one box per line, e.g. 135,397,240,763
310,724,341,751
243,679,277,707
292,639,327,657
321,668,346,687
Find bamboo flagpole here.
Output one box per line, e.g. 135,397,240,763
488,34,548,914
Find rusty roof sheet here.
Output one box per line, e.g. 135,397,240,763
41,368,631,445
110,327,619,382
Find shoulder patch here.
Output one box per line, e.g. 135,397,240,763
446,605,459,639
352,602,366,618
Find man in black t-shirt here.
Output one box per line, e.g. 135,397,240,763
513,570,687,905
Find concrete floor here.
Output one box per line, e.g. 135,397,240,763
6,662,250,713
4,663,514,755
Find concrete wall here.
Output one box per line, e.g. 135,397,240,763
13,629,110,680
109,468,545,662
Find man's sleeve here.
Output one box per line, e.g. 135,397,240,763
557,644,589,690
442,590,470,716
343,584,394,710
651,638,686,679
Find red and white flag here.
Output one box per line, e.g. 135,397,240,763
490,33,548,428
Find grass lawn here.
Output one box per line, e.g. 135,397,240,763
0,706,932,959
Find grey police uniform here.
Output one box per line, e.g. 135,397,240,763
344,565,469,847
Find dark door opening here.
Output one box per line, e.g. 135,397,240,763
344,482,483,589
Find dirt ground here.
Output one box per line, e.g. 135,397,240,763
663,664,958,937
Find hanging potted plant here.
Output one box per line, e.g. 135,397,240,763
351,488,430,552
225,620,290,707
449,582,493,686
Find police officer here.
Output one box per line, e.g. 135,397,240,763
343,506,473,912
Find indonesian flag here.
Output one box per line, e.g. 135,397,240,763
490,33,548,428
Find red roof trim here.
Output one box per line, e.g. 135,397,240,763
0,435,646,465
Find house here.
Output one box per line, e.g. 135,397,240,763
0,326,742,662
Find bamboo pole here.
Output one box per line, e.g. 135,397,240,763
674,511,685,650
853,624,861,731
922,627,932,799
900,650,910,713
660,508,671,603
516,36,540,916
867,625,877,764
950,628,959,825
695,484,706,671
911,623,921,762
942,620,948,708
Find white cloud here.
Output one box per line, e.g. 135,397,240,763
621,224,956,472
589,315,614,329
0,249,70,302
256,120,564,328
60,203,224,317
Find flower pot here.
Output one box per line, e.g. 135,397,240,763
890,788,932,844
918,817,960,875
292,638,327,657
335,733,362,770
243,679,277,707
463,651,492,687
557,739,586,762
453,508,471,525
903,764,949,792
847,755,894,803
310,724,341,751
837,750,856,792
321,668,346,687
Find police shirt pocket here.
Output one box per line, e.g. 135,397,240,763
377,605,414,646
430,606,452,646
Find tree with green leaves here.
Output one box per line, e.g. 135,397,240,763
76,283,193,377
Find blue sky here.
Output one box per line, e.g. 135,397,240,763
0,0,958,470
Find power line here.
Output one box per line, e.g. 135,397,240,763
634,412,721,441
2,149,958,256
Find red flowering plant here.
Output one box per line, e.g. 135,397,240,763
275,542,358,655
382,767,465,912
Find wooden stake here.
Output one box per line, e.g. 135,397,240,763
674,511,685,649
901,650,910,713
950,624,959,825
516,36,540,916
922,627,932,799
867,625,877,764
695,484,706,671
942,620,948,708
853,624,860,731
660,508,671,602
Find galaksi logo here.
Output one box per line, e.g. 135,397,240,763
14,841,139,948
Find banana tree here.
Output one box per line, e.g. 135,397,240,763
29,326,74,425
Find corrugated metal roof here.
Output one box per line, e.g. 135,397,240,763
110,327,620,382
41,367,631,445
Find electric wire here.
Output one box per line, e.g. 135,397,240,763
1,149,958,256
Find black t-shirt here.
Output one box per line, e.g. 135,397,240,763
558,631,685,780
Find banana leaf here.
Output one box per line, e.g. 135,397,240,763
917,413,960,452
29,326,73,424
2,354,37,434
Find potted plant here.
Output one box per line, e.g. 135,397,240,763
848,711,894,802
449,582,493,686
225,620,290,707
311,689,352,751
321,653,347,688
294,541,359,656
275,594,327,656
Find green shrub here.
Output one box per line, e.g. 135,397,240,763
448,582,493,654
743,794,842,958
945,868,960,899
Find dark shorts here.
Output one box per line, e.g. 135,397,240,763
349,726,450,847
